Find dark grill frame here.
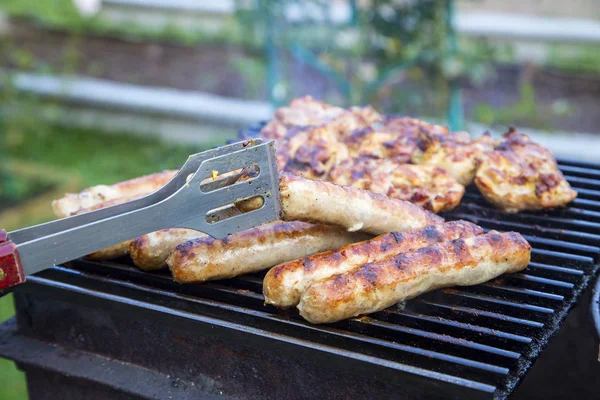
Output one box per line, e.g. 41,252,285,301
1,129,599,399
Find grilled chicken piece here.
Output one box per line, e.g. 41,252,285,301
264,221,483,308
276,125,350,179
328,158,464,213
260,96,347,139
278,173,444,235
52,170,176,218
335,106,383,139
475,128,577,212
344,116,448,163
129,229,206,271
298,231,531,324
413,131,497,186
384,116,449,135
260,96,382,141
167,221,368,283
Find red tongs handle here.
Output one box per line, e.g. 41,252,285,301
0,230,26,293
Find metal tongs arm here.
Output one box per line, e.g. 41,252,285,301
0,139,281,292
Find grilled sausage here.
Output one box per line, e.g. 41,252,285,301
52,170,176,218
278,173,443,235
86,242,131,260
129,229,207,271
298,231,531,324
167,221,369,283
263,220,483,308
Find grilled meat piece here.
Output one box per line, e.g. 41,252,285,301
413,131,497,186
298,231,531,324
336,105,383,139
52,170,176,218
344,126,416,163
276,125,350,179
328,158,464,213
274,115,448,180
129,229,207,271
260,96,381,141
344,116,448,163
264,220,483,308
260,96,347,139
383,115,449,136
167,221,367,283
475,128,577,212
279,173,444,235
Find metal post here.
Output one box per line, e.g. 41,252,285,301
446,0,463,131
263,0,283,107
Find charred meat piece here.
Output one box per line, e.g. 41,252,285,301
345,116,448,163
278,173,444,235
413,131,497,186
167,221,367,283
130,229,207,271
298,231,531,324
475,128,577,212
260,96,347,139
264,220,483,308
260,96,381,140
275,125,350,180
328,158,464,213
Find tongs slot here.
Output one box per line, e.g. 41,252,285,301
205,194,265,224
199,164,259,194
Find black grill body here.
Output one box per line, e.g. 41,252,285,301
0,154,599,399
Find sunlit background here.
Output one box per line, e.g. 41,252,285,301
0,1,599,398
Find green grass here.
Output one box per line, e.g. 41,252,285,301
6,125,212,190
0,123,224,400
0,296,26,400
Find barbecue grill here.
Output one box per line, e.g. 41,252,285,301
0,127,599,399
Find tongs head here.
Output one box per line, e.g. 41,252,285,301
120,137,283,238
168,138,282,237
2,139,282,283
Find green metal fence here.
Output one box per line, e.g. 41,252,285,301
251,0,463,131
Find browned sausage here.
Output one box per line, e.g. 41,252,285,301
278,173,443,235
298,231,531,324
264,220,483,308
129,229,207,271
167,221,369,283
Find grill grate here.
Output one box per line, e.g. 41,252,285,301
29,144,600,399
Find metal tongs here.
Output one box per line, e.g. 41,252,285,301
0,139,281,292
